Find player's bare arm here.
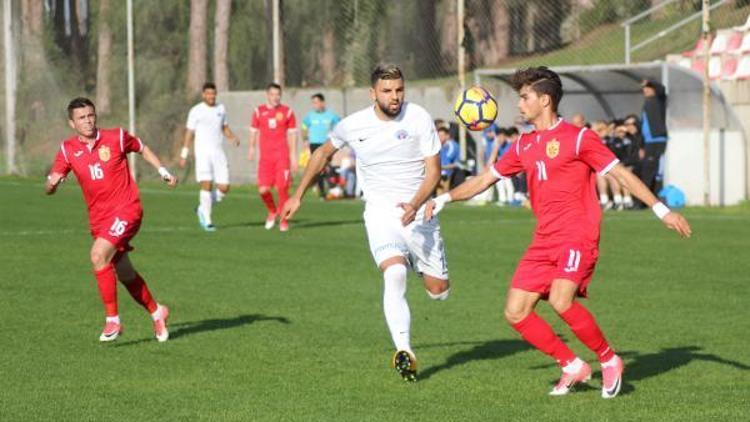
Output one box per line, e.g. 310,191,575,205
247,129,258,161
425,168,500,221
45,172,66,195
281,141,338,220
399,154,441,226
608,163,692,238
179,129,194,168
223,125,239,147
141,145,178,187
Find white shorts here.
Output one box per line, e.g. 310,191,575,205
195,147,229,185
363,202,449,280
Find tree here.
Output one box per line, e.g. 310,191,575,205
187,0,209,97
213,0,231,91
96,0,112,114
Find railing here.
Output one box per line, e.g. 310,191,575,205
622,0,728,64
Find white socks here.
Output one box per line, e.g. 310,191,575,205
106,315,120,324
383,264,411,353
613,194,623,206
426,287,450,301
599,193,610,206
212,189,225,204
199,190,212,224
151,304,163,321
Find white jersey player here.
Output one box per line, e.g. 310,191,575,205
281,64,450,382
180,82,239,231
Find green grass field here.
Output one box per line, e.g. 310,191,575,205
1,178,748,421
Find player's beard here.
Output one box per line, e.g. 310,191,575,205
376,99,402,118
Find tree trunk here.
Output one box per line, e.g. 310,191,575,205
95,0,112,114
187,0,209,97
214,0,231,91
319,26,336,85
21,0,45,69
440,0,457,71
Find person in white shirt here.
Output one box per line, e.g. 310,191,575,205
281,64,450,382
180,82,239,231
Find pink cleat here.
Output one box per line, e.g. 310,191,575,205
549,360,592,396
279,219,289,232
601,355,624,399
99,321,122,342
264,212,277,230
153,304,170,343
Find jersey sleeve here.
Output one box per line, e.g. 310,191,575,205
221,105,228,127
286,109,297,131
49,145,72,176
120,128,145,154
419,113,441,157
576,128,619,175
332,113,341,127
250,107,260,130
329,119,348,149
186,107,198,130
491,137,524,178
302,113,311,131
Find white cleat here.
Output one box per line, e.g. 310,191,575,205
264,213,277,230
99,321,122,342
153,304,170,343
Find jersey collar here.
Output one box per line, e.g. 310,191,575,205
77,130,101,150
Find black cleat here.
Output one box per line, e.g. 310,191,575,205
392,350,417,382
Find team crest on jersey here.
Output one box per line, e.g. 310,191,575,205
546,139,560,159
275,111,285,121
394,129,409,141
98,145,111,162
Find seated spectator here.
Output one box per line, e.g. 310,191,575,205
438,126,460,194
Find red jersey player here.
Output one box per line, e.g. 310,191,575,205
427,67,691,398
248,83,298,232
45,97,178,343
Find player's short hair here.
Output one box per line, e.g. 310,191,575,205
511,66,563,112
437,126,450,134
67,97,96,119
370,64,404,87
504,127,519,136
202,82,217,91
267,82,282,92
311,93,325,102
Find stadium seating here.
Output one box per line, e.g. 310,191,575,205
677,14,750,81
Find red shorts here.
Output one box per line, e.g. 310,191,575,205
510,238,599,298
90,207,143,254
257,157,291,188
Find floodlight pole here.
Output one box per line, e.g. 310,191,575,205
127,0,136,179
272,0,282,85
457,0,467,162
702,0,710,205
3,0,16,174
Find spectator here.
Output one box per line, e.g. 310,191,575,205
571,113,586,128
438,126,460,193
592,121,615,210
487,127,515,206
639,79,668,195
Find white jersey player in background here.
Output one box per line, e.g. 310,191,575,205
180,82,239,231
281,64,450,382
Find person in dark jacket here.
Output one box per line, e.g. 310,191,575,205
639,79,668,194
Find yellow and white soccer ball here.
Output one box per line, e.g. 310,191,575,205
454,86,498,131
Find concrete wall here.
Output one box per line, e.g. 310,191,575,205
718,79,750,200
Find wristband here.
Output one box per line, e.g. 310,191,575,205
651,201,670,220
158,166,172,180
436,193,452,204
180,147,189,160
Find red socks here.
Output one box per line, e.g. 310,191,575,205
560,302,615,363
277,187,289,220
94,265,118,317
260,191,277,214
123,273,158,314
512,312,576,366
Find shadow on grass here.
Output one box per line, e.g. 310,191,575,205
218,218,362,230
531,345,750,395
616,346,750,395
114,313,290,347
419,339,531,381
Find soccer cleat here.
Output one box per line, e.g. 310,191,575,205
153,304,170,343
549,361,592,396
264,212,277,230
392,350,417,382
195,206,214,231
99,321,122,342
601,355,624,399
279,220,289,232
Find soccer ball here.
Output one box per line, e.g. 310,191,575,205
454,86,498,131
